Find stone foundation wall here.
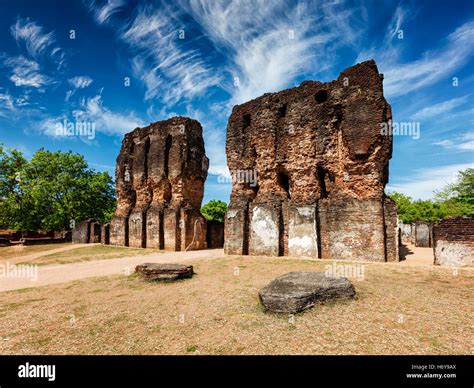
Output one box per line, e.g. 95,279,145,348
433,217,473,267
225,60,398,261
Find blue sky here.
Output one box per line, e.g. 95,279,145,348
0,0,473,204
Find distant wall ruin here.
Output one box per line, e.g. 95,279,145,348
433,217,473,267
414,221,433,248
110,117,209,251
224,60,398,261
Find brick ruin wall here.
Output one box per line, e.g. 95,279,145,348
433,217,473,267
109,117,209,251
224,60,398,261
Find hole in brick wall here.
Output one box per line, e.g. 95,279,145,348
314,90,328,104
277,104,287,118
164,134,172,177
277,172,291,199
251,184,259,198
243,113,251,129
317,166,331,198
251,146,257,158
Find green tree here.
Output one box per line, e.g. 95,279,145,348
0,145,31,229
387,192,415,223
201,200,228,223
435,168,474,217
388,168,474,222
0,146,115,231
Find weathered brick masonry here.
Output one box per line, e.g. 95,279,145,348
433,217,473,267
109,117,209,250
225,60,398,261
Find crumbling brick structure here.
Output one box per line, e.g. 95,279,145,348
225,60,398,261
110,117,209,250
433,217,473,267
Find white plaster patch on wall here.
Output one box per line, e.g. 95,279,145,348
289,236,313,249
288,206,318,258
297,206,314,218
226,210,238,219
251,206,278,247
435,240,473,267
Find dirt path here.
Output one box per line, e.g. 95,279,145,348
0,249,224,292
399,243,434,266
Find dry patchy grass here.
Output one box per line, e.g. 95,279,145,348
15,245,160,266
0,244,74,261
0,256,472,355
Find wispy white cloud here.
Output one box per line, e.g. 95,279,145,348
89,0,125,25
4,18,67,91
65,76,94,101
69,76,93,89
359,16,474,98
388,5,406,40
387,163,474,200
412,96,469,120
39,93,145,139
4,56,52,88
120,5,222,105
433,132,474,152
73,94,145,135
0,92,15,112
185,0,365,104
10,18,55,58
10,17,66,70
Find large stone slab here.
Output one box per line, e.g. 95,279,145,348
135,263,194,282
259,272,356,313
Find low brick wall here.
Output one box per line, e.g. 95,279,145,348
433,217,473,267
0,238,11,247
21,237,69,245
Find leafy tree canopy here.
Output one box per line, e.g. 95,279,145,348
0,146,116,231
388,168,473,223
201,200,228,223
